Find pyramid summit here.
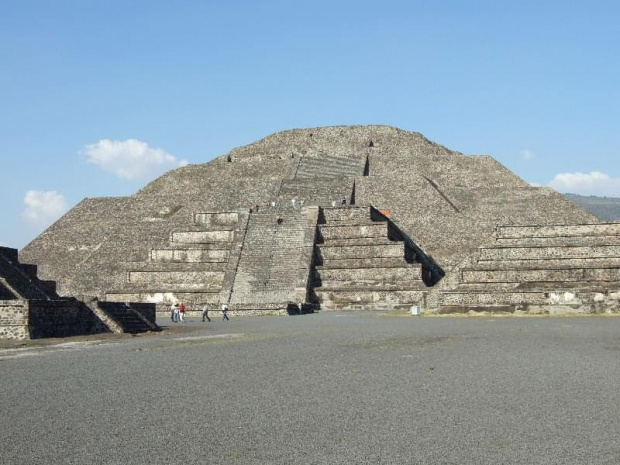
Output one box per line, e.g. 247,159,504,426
18,125,620,315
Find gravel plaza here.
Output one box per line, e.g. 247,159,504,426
1,312,619,464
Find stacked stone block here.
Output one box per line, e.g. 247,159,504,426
439,222,620,314
106,211,246,313
312,206,428,310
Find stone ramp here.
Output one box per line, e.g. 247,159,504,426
311,206,437,310
438,222,620,314
229,207,318,308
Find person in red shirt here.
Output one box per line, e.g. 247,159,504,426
179,302,186,322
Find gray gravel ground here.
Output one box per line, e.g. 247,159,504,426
1,312,620,464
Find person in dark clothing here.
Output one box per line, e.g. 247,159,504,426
202,303,211,322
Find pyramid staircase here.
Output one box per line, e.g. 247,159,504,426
311,206,435,310
92,301,159,334
229,206,318,311
278,153,365,207
439,222,620,313
106,211,247,312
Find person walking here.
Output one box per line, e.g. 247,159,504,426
221,303,229,321
170,302,176,322
173,303,180,323
202,303,211,322
179,302,186,322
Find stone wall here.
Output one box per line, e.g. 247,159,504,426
28,300,108,339
0,300,29,340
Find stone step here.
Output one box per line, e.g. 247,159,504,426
497,223,620,239
440,290,554,307
316,266,421,283
128,262,228,273
474,257,620,270
321,206,372,224
495,235,620,247
193,211,240,227
96,301,156,333
20,263,38,280
438,288,620,313
317,243,405,260
171,230,234,244
106,290,222,305
319,223,387,241
316,257,414,269
478,244,620,261
316,279,423,289
515,281,620,291
127,270,225,286
159,242,233,251
318,238,396,246
230,289,295,304
314,288,426,310
462,267,620,284
150,248,230,263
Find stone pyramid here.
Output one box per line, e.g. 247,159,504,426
20,125,620,315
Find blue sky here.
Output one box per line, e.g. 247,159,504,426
1,0,619,248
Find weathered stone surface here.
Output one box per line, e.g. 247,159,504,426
312,206,431,310
172,230,234,244
438,219,620,314
19,125,611,315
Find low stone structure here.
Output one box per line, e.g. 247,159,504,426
19,125,620,315
0,246,158,340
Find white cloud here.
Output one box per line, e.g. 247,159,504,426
22,190,68,226
548,171,620,197
520,149,534,160
82,139,188,180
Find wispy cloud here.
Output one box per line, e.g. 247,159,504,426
21,190,68,227
520,149,534,160
548,171,620,197
82,139,188,180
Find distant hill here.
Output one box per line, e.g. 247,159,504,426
565,193,620,221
